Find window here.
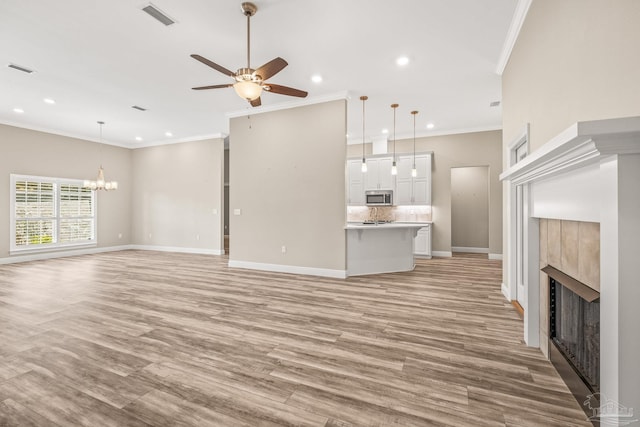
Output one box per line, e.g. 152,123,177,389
10,174,96,252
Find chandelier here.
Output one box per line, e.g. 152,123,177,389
83,121,118,191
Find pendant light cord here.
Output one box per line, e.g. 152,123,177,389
412,111,418,167
360,96,368,162
391,104,399,163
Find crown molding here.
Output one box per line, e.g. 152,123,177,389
132,133,227,149
225,91,350,119
495,0,532,75
346,124,502,145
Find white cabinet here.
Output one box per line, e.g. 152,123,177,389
364,157,395,191
395,154,431,205
346,159,365,206
414,225,432,258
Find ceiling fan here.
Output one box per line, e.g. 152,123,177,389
191,2,308,107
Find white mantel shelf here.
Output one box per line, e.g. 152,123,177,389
500,116,640,185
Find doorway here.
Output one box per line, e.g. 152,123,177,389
450,166,490,256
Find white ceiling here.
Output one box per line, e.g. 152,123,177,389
0,0,518,147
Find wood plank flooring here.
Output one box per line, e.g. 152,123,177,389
0,251,591,426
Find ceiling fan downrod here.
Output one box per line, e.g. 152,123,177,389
241,2,257,70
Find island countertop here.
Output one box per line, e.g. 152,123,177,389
344,221,431,230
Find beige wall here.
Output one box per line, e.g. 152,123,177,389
451,166,489,249
131,139,225,253
502,0,640,150
0,124,132,258
347,130,502,255
502,0,640,289
229,100,347,271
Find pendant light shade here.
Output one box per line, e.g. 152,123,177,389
411,110,419,177
83,121,118,191
360,95,368,172
391,103,399,175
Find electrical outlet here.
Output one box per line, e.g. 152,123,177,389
196,234,200,241
118,233,122,239
148,233,152,239
281,245,286,254
212,208,218,215
233,208,241,216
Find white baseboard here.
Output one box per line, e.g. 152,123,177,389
451,246,489,254
431,251,452,258
129,245,224,255
1,244,225,265
0,245,133,265
489,253,503,260
228,260,347,279
501,282,511,301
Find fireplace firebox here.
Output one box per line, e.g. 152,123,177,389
543,265,600,420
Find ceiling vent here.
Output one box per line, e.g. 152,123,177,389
489,101,501,107
142,4,176,26
132,105,147,111
8,63,34,74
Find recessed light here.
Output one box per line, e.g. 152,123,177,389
13,108,24,114
311,74,323,83
382,128,389,134
396,56,410,66
135,136,143,141
43,98,56,105
346,133,350,138
426,123,435,129
165,131,173,137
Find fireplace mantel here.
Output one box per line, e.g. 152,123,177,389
500,116,640,186
500,115,640,418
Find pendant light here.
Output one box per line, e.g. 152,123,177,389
391,103,399,175
360,95,368,172
411,110,419,177
83,121,118,191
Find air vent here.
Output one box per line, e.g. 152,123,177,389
142,4,176,26
8,63,34,74
132,105,147,111
489,101,501,107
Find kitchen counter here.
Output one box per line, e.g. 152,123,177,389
345,222,429,276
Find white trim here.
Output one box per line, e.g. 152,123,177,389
489,253,503,260
495,0,532,75
451,246,489,254
431,250,452,258
0,245,132,265
346,125,502,145
500,117,640,185
228,260,347,279
501,283,510,300
129,245,224,255
225,91,350,119
132,133,227,149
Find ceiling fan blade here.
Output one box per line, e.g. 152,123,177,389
254,57,288,81
264,83,308,98
250,97,262,107
191,54,235,77
192,84,234,90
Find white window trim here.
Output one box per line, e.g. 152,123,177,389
10,174,98,254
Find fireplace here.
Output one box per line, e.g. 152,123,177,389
545,265,600,417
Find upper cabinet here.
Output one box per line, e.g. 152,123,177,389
395,153,431,205
346,159,365,206
364,157,395,191
346,153,432,206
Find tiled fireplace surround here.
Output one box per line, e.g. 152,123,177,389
501,117,640,419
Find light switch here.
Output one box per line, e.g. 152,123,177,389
212,208,218,215
233,208,241,216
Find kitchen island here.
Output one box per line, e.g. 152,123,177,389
345,222,427,276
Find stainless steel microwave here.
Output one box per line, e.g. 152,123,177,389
365,190,393,206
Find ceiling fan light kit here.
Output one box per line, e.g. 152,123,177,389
191,2,308,107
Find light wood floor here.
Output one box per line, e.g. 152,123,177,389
0,251,591,426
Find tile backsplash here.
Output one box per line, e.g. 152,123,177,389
347,205,432,223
